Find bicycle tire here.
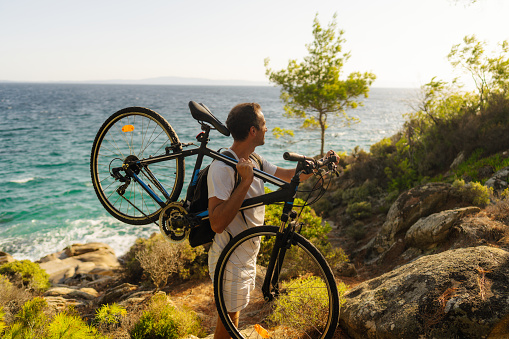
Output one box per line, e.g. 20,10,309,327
214,225,339,339
90,107,184,225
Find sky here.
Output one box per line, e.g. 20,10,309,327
1,0,508,88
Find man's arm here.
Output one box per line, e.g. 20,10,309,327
274,150,339,182
208,158,254,234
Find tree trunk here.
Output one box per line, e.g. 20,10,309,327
319,111,326,157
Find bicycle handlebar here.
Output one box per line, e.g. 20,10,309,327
284,151,338,176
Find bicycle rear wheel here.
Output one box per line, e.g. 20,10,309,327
90,107,184,225
214,226,339,339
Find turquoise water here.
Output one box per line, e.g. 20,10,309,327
0,83,418,261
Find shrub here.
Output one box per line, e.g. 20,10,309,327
0,307,5,334
0,274,34,325
47,312,107,339
130,293,204,339
2,297,48,338
135,237,180,291
346,221,366,241
0,260,50,292
95,303,127,330
452,179,493,207
263,199,348,273
268,276,349,336
346,201,372,219
124,235,208,288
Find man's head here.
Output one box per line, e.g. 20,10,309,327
226,103,266,145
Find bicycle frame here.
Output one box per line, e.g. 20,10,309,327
120,124,299,225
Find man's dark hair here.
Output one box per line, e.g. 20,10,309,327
226,103,262,141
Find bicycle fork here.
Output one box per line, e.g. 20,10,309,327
261,211,298,301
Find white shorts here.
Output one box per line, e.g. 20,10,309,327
208,235,261,312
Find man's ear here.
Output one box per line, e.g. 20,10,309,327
249,125,257,135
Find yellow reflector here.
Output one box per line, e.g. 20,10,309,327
254,324,270,338
122,125,134,132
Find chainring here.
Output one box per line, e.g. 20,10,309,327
159,202,190,243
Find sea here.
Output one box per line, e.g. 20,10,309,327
0,83,418,261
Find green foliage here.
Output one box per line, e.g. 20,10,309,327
123,235,208,288
448,35,509,107
346,201,372,219
268,276,348,336
130,293,204,339
0,260,50,292
2,297,48,338
0,307,5,334
263,198,348,269
95,303,127,326
452,179,492,207
453,148,509,183
47,312,107,339
265,13,375,156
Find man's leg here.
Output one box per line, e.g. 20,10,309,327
214,311,240,339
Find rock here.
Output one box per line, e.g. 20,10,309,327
0,251,15,265
39,242,120,284
450,151,465,170
44,286,99,300
367,183,453,259
336,262,357,277
405,207,481,249
339,246,509,339
485,166,509,194
65,243,114,257
98,283,138,306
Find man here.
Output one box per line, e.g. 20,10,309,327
207,102,336,339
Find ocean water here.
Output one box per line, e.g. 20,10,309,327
0,83,418,261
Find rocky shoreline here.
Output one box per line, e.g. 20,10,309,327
2,175,509,338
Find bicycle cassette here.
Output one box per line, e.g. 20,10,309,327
159,202,190,243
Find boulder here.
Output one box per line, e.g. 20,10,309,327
0,251,15,265
485,166,509,195
367,183,454,259
339,246,509,339
405,207,481,249
98,283,138,306
44,286,99,300
39,243,120,284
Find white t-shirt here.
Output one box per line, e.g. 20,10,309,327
207,149,277,311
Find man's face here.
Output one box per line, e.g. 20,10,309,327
255,111,267,146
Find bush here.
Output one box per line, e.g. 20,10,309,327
0,274,34,325
0,260,50,292
346,201,372,220
2,298,106,339
2,297,48,338
47,312,107,339
268,276,349,336
95,303,127,330
130,293,204,339
123,235,208,288
263,198,348,272
452,179,493,207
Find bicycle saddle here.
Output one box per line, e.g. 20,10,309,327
188,101,230,136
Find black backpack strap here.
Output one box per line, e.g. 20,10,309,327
220,150,265,227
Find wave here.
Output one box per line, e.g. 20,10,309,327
0,216,158,262
10,177,36,184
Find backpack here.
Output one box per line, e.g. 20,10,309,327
187,151,263,247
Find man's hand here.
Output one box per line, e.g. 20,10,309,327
237,158,254,186
326,150,340,165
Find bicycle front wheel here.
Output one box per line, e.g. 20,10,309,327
214,226,339,339
90,107,184,225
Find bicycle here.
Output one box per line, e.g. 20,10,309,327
90,101,340,339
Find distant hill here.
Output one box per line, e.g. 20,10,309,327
0,76,270,87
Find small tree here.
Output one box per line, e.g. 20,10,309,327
448,35,509,108
265,13,375,157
